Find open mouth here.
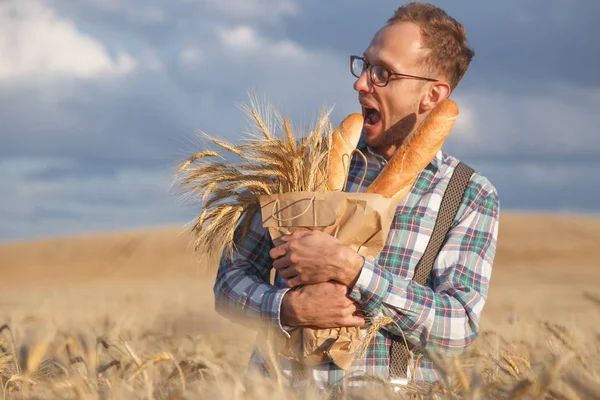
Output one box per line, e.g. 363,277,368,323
363,107,382,126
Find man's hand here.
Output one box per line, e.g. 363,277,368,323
269,230,365,288
281,281,365,328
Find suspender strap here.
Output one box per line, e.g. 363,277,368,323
389,161,475,379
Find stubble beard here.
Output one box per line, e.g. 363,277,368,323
375,101,420,154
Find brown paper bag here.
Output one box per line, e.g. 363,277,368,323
258,191,399,370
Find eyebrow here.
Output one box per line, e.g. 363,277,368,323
363,52,397,73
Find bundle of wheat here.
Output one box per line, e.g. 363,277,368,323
175,96,335,258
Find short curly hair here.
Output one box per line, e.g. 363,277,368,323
388,2,475,90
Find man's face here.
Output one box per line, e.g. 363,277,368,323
353,22,429,150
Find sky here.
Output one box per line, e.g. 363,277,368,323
1,0,599,242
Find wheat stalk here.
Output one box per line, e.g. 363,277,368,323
544,322,589,368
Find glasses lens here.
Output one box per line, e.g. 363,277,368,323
351,57,366,78
371,66,390,86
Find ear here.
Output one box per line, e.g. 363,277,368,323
419,81,452,113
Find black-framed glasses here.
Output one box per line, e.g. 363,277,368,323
350,55,438,87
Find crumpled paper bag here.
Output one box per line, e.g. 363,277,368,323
259,191,399,370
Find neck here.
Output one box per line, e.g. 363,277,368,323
372,142,402,161
372,121,418,161
372,109,432,161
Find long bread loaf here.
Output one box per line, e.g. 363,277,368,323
326,113,364,191
365,99,459,199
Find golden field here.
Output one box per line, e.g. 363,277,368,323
1,212,599,399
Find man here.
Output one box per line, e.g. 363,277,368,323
214,1,499,390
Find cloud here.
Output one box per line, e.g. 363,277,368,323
467,159,600,214
0,68,202,163
0,158,193,241
2,0,599,241
451,0,600,91
0,0,136,81
276,0,600,92
201,23,358,120
447,85,600,159
188,0,298,22
48,0,167,26
218,25,306,59
179,46,204,68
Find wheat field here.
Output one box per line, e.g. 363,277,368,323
1,212,599,399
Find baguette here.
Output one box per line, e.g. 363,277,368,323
365,99,459,199
327,113,364,191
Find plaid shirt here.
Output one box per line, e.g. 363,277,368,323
214,142,499,388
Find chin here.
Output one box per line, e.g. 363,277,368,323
362,126,386,149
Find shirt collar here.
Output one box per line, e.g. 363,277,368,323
357,134,441,173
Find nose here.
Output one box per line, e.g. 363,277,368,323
353,69,372,93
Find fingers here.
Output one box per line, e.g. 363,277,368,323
341,315,366,327
290,284,365,328
337,303,365,326
279,268,297,281
286,276,302,288
333,282,349,295
269,243,288,260
272,254,290,271
308,313,365,329
342,302,358,316
269,231,309,259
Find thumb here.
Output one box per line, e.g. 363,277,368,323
343,315,366,327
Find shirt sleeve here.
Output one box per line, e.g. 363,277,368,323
348,177,499,355
213,210,291,336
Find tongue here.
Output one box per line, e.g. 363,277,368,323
366,110,381,125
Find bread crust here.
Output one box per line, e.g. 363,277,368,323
365,99,459,199
327,113,364,191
